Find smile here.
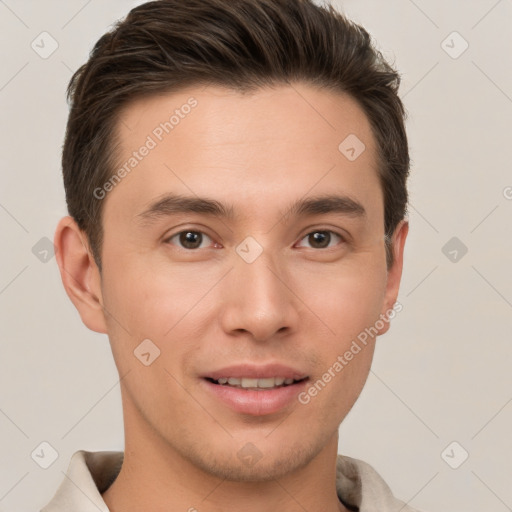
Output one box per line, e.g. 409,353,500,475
207,376,307,390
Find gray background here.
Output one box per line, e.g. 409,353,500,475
1,1,511,511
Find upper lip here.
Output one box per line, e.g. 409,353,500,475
203,363,309,381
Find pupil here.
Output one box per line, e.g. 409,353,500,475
310,231,329,248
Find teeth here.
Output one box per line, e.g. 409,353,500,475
213,376,303,389
241,378,258,388
255,378,277,388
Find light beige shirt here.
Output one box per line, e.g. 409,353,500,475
40,450,423,512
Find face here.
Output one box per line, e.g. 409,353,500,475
59,83,407,482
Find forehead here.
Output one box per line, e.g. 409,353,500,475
117,84,375,152
106,83,381,225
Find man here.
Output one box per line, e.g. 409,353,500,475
43,0,422,510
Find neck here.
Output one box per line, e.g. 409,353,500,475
102,398,349,512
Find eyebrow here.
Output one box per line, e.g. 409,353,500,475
136,192,366,225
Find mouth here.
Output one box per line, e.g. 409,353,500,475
200,363,310,415
204,376,308,390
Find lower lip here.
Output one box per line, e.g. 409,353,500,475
201,378,309,416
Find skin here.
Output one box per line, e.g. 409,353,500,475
55,83,408,512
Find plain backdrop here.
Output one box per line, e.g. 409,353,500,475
0,1,511,511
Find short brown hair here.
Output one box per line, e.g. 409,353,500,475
62,0,409,271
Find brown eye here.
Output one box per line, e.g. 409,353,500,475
296,230,344,249
167,230,212,250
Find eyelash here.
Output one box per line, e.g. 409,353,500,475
164,229,346,251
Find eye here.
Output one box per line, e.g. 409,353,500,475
296,230,345,250
165,230,215,250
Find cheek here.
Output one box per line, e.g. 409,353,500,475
99,260,202,407
297,265,385,418
302,257,388,342
101,251,206,328
100,254,217,372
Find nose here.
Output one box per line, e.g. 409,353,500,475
218,248,300,342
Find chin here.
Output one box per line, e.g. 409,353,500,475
187,438,321,483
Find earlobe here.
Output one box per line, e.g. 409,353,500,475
377,219,409,336
54,216,108,334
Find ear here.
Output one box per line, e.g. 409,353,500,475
54,216,108,334
376,219,409,336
